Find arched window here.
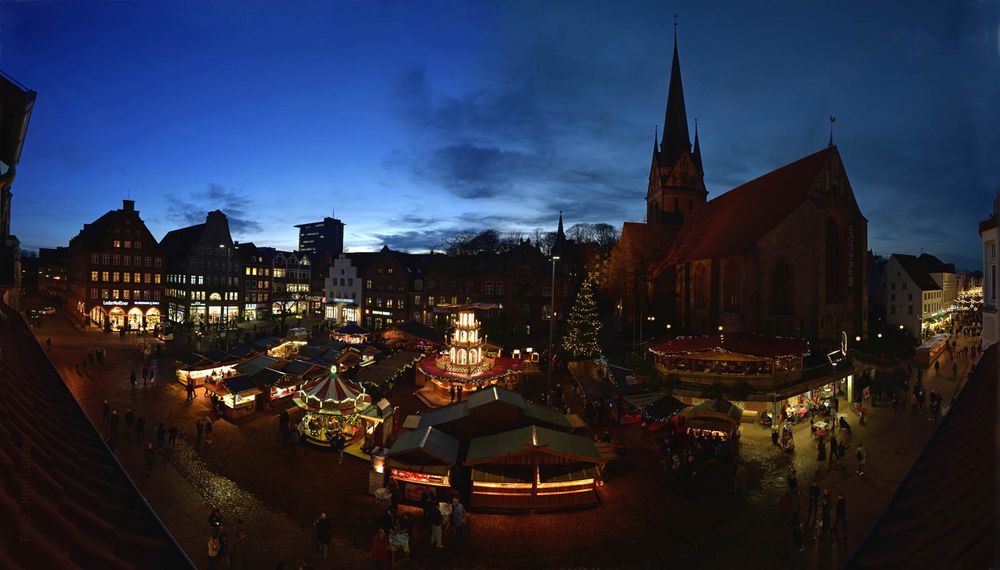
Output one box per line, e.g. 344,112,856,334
693,264,708,309
723,260,742,312
826,219,844,304
770,260,795,315
458,349,467,365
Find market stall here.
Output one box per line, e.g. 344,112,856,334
915,333,951,367
386,426,459,503
205,375,262,420
682,399,744,440
174,352,239,388
333,322,370,345
293,368,372,447
464,424,604,511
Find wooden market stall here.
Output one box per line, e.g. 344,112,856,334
386,426,460,503
915,333,951,367
205,375,262,420
174,352,239,388
682,399,744,440
464,424,605,512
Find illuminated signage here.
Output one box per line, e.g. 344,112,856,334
331,297,354,304
372,310,392,316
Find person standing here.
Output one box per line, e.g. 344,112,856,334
371,529,388,570
130,369,137,390
829,434,840,464
168,425,178,448
206,533,221,570
817,437,827,463
186,378,195,401
820,490,831,537
856,442,866,475
807,481,820,526
833,493,847,541
136,416,146,442
124,409,135,432
450,498,466,543
314,512,331,559
194,418,204,448
732,463,747,496
217,524,230,567
429,502,444,548
109,410,119,435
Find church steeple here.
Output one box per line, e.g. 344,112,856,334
692,119,703,176
661,27,691,167
557,210,565,241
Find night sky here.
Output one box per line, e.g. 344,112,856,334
2,1,997,270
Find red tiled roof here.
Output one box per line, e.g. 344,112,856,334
649,333,810,358
0,303,192,569
663,146,835,266
847,343,997,569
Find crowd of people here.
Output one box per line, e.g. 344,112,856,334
658,423,739,483
782,469,849,561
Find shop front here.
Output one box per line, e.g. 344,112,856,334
92,300,163,331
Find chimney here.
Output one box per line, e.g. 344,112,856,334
123,199,135,212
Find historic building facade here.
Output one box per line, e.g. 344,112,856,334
608,31,868,343
65,199,165,331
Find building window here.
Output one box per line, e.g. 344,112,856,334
451,296,458,304
428,296,435,306
90,288,98,299
91,253,99,264
398,298,404,309
415,295,422,306
123,255,130,266
723,260,742,312
155,274,161,284
102,289,109,300
112,255,119,265
113,240,121,248
386,299,393,309
693,264,708,309
144,273,151,284
365,279,373,289
113,289,121,299
90,271,99,282
890,305,895,315
485,281,494,295
102,254,110,264
101,271,109,282
112,272,120,282
124,241,132,248
497,282,504,295
907,305,913,315
387,268,394,274
154,258,161,268
124,273,131,283
136,242,142,250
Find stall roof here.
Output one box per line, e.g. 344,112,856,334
624,392,687,420
356,350,422,387
417,400,470,429
228,344,258,359
235,355,279,375
465,425,604,465
916,333,951,352
254,336,282,348
386,321,445,345
281,359,325,377
650,333,809,358
523,402,572,429
203,349,232,363
336,323,370,335
251,367,288,388
685,399,744,424
298,346,327,360
387,426,460,466
177,352,207,367
222,374,263,396
358,398,394,422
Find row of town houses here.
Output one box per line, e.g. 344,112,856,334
32,200,593,343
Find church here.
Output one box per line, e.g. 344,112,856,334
608,30,868,343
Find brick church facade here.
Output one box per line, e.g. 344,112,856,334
608,31,868,342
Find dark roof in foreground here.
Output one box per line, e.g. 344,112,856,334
387,426,460,466
0,302,192,569
846,343,998,569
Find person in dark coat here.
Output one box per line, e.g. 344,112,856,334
314,513,331,558
125,409,135,432
109,410,119,435
168,425,178,447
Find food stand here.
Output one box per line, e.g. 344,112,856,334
357,398,396,451
174,352,239,388
205,375,262,420
333,322,370,345
386,426,459,503
682,399,744,440
293,368,372,447
915,333,951,367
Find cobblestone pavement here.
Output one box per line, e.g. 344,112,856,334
31,308,983,569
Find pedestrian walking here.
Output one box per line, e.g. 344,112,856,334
856,442,866,475
206,534,221,570
144,442,156,474
807,481,820,525
130,370,137,390
371,529,388,570
168,425,178,448
102,400,111,424
125,409,135,432
451,498,466,542
109,410,119,435
314,513,331,558
833,493,847,541
136,416,146,442
336,431,345,464
820,491,831,537
429,502,444,548
205,418,214,445
156,423,166,450
817,437,827,462
187,379,195,401
830,434,839,463
195,418,205,448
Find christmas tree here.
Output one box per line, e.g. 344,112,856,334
562,278,603,360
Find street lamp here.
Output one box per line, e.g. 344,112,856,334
717,325,724,332
855,335,861,343
877,332,883,339
547,255,560,401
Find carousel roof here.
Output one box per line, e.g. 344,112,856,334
294,373,371,415
650,333,809,358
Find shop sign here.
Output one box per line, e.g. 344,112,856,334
103,300,128,306
134,300,158,306
372,310,392,316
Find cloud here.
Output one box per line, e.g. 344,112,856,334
166,183,263,235
369,228,460,252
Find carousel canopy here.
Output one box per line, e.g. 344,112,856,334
650,333,809,359
335,322,370,335
684,398,744,425
294,373,371,415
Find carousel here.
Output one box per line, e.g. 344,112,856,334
294,367,372,447
415,305,521,408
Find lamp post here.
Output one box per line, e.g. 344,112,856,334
547,255,560,400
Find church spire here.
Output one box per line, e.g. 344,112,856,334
557,210,565,241
661,24,691,167
692,119,703,175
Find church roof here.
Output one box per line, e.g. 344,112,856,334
661,30,691,167
662,146,835,266
846,343,997,569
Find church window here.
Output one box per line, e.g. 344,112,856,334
770,260,795,315
723,260,742,312
693,264,708,309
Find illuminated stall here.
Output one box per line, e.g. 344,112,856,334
205,375,262,420
915,333,951,367
415,305,522,407
174,352,239,388
682,399,744,440
464,425,605,512
333,322,370,345
386,426,459,503
293,368,372,447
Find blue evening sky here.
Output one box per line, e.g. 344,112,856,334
2,1,998,270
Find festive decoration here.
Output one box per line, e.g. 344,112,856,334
562,279,603,361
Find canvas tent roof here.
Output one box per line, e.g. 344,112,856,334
465,425,604,465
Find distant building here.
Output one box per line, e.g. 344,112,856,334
295,217,344,257
324,252,376,324
160,210,241,326
980,193,999,348
37,246,69,301
65,199,165,331
885,254,953,339
236,242,274,322
0,71,35,311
